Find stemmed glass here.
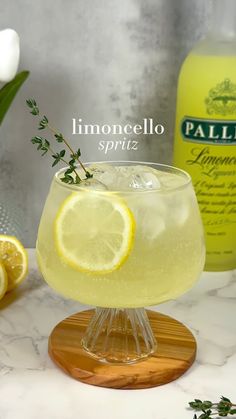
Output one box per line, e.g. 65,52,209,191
37,161,205,364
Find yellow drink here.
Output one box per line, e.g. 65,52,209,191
37,162,204,308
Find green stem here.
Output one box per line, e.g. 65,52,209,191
47,123,88,176
211,402,236,408
48,145,81,182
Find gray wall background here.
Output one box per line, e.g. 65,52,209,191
0,0,212,247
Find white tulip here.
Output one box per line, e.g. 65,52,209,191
0,29,20,83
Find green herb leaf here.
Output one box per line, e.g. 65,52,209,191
0,71,29,124
40,139,50,156
55,133,64,143
64,167,74,175
202,402,213,410
85,171,93,179
61,174,74,184
38,115,49,130
75,148,81,158
31,136,42,145
26,97,39,116
27,97,90,183
70,148,81,160
69,159,76,169
189,396,236,419
52,153,61,167
221,397,231,404
75,174,81,184
26,99,37,107
31,136,50,156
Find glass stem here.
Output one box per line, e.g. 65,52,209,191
81,307,157,364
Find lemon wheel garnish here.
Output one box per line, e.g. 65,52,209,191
0,235,28,291
54,192,135,274
0,261,8,299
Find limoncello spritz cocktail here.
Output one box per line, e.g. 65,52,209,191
37,161,205,362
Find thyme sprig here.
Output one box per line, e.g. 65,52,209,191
189,397,236,419
26,99,92,184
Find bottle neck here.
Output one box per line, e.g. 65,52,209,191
209,0,236,39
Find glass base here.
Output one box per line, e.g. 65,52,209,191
81,307,157,364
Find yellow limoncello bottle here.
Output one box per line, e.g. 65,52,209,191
173,0,236,271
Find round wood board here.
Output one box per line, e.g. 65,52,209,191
48,309,196,389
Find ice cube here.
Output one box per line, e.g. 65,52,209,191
115,168,162,191
160,173,187,189
173,204,189,225
141,212,166,240
128,171,161,189
167,191,190,226
128,193,167,240
87,164,117,189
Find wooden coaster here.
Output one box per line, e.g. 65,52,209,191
48,310,196,389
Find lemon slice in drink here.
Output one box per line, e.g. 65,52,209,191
55,192,135,274
0,235,28,291
0,261,8,299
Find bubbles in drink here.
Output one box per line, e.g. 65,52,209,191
37,161,204,308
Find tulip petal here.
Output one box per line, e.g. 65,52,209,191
0,29,20,83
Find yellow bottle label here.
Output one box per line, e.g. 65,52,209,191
174,54,236,271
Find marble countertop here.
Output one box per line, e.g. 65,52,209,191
0,249,235,419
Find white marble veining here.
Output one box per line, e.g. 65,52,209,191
0,249,235,419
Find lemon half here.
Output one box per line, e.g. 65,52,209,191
54,192,135,274
0,235,28,291
0,261,8,299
